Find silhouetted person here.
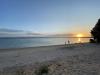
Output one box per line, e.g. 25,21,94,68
91,18,100,43
65,41,66,45
68,40,70,44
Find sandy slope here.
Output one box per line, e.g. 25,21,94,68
0,43,100,75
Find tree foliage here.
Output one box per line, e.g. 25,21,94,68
91,19,100,43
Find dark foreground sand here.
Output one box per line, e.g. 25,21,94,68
0,43,100,75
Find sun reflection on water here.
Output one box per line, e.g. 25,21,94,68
76,34,83,43
78,38,81,43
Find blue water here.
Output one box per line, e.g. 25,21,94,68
0,37,90,49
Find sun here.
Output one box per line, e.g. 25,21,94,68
76,34,83,37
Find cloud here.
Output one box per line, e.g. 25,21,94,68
44,33,75,37
0,28,76,37
0,28,23,32
0,28,41,37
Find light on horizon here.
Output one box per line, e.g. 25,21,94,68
76,34,83,37
76,34,83,43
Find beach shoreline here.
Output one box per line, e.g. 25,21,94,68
0,43,100,75
0,42,88,51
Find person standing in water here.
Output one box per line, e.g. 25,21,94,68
65,41,66,45
68,40,70,44
65,40,70,46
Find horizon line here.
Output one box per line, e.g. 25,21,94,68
0,36,92,39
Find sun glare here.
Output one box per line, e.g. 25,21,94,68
76,34,83,37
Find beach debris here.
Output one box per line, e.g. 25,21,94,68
35,65,49,75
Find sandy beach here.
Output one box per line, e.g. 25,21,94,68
0,43,100,75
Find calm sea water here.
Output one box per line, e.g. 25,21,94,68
0,37,90,49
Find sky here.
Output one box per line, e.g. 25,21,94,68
0,0,100,36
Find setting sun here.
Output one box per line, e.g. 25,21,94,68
76,34,83,37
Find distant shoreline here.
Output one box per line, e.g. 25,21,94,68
0,37,92,39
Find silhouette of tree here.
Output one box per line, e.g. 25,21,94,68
91,19,100,43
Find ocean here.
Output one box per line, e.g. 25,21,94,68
0,37,90,49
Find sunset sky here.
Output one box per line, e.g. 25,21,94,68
0,0,100,36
